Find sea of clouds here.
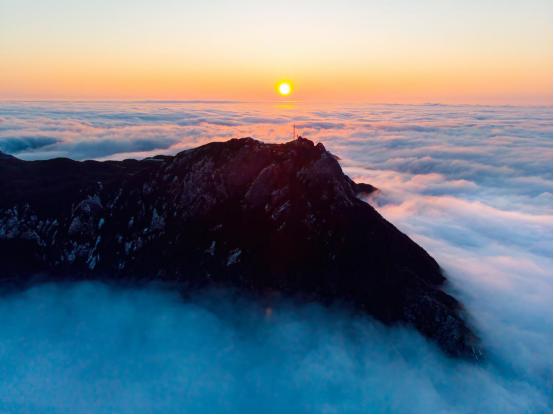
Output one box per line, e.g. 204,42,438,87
0,101,551,412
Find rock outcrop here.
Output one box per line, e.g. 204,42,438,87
0,137,481,359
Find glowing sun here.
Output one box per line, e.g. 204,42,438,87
277,81,292,96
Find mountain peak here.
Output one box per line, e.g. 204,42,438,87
0,137,481,359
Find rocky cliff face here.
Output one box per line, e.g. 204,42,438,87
0,137,480,359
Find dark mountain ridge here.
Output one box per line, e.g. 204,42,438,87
0,137,481,359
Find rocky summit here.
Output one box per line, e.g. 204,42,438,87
0,136,480,359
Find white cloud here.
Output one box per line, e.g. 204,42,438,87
0,101,551,412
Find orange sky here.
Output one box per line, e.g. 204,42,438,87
0,0,552,104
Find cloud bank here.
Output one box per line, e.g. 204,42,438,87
0,281,549,413
0,101,551,412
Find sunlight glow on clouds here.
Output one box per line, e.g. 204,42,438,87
0,101,551,412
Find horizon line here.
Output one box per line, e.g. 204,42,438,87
0,98,552,108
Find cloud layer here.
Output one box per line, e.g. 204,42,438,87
0,281,548,413
0,101,551,412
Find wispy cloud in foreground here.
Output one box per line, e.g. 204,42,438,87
0,101,551,412
0,281,549,413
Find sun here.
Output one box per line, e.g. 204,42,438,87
277,81,292,96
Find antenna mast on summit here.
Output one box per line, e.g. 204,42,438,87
293,124,296,140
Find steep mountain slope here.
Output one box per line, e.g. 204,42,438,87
0,137,480,358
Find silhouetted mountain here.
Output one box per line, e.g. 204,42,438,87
0,138,480,359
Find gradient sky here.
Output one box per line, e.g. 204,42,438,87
0,0,552,104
